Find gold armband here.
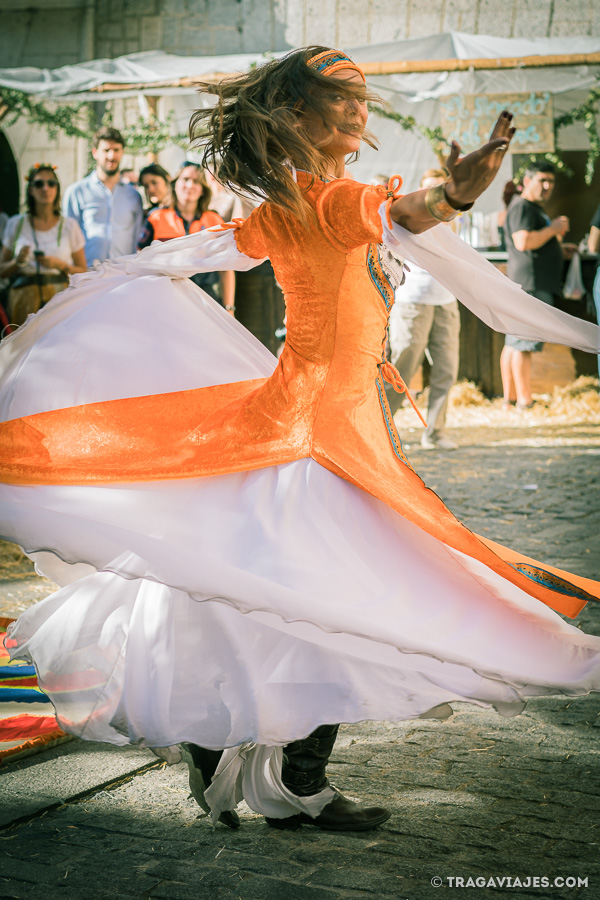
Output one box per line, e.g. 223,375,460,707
424,183,473,222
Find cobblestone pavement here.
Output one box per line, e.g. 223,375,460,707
1,422,599,900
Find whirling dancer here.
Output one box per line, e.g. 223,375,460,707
1,47,599,833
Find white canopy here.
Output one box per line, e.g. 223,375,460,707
352,32,600,100
0,51,270,99
1,32,599,100
1,33,598,193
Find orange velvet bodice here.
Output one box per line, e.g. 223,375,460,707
0,177,598,617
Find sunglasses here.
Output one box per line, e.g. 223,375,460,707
31,179,58,189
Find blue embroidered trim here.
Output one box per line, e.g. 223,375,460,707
366,244,394,313
510,563,598,602
375,372,412,469
369,244,412,465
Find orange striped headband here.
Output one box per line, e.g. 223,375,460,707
306,50,365,82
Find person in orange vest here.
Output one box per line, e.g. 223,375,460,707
139,162,173,214
138,161,235,314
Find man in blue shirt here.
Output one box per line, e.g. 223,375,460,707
63,127,143,266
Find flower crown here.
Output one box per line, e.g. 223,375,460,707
25,162,58,182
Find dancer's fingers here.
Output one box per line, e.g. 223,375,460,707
489,110,514,141
445,140,461,173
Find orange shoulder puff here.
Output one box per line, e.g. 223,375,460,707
233,207,268,260
316,180,387,252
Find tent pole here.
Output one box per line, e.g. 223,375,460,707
360,52,600,75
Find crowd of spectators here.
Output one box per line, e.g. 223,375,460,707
0,126,239,333
137,160,235,313
0,129,598,430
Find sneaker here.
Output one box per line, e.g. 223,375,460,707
421,434,458,451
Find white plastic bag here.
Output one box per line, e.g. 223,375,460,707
563,251,585,300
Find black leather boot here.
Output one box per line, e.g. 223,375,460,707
265,724,391,832
181,743,241,829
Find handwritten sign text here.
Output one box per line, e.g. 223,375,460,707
439,92,554,154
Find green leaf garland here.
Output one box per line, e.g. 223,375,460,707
1,83,598,181
368,103,451,161
0,88,90,140
0,89,190,157
370,85,600,184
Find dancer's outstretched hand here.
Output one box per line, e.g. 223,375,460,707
444,111,516,208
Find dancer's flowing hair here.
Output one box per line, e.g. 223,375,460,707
189,46,381,220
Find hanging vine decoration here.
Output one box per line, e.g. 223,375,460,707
2,84,599,180
583,109,600,184
512,151,574,184
368,103,450,162
370,85,600,184
103,110,190,156
554,86,600,185
0,88,90,139
514,86,600,184
0,88,190,157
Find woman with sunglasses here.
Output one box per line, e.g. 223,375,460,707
0,164,86,326
138,161,235,314
1,48,599,833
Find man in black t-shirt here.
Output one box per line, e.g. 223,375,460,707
500,162,570,409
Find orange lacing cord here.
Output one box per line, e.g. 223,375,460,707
385,175,403,229
380,361,427,427
207,217,245,232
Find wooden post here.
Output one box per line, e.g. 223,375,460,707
146,96,158,162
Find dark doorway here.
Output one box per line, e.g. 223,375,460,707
0,131,19,216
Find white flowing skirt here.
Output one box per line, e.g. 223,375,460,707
2,269,600,754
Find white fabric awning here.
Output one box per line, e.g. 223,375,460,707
0,51,273,99
1,33,599,100
2,33,598,193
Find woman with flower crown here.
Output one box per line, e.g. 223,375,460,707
0,163,87,327
1,47,600,832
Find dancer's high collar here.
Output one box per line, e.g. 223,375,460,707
306,50,365,82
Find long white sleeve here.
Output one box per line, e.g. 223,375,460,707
71,225,267,285
0,224,274,414
381,209,600,354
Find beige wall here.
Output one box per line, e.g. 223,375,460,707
2,0,599,67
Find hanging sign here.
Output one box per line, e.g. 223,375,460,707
439,92,554,154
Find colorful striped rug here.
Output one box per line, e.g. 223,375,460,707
0,616,72,764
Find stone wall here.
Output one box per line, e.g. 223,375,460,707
1,0,599,69
0,2,91,69
91,0,600,58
